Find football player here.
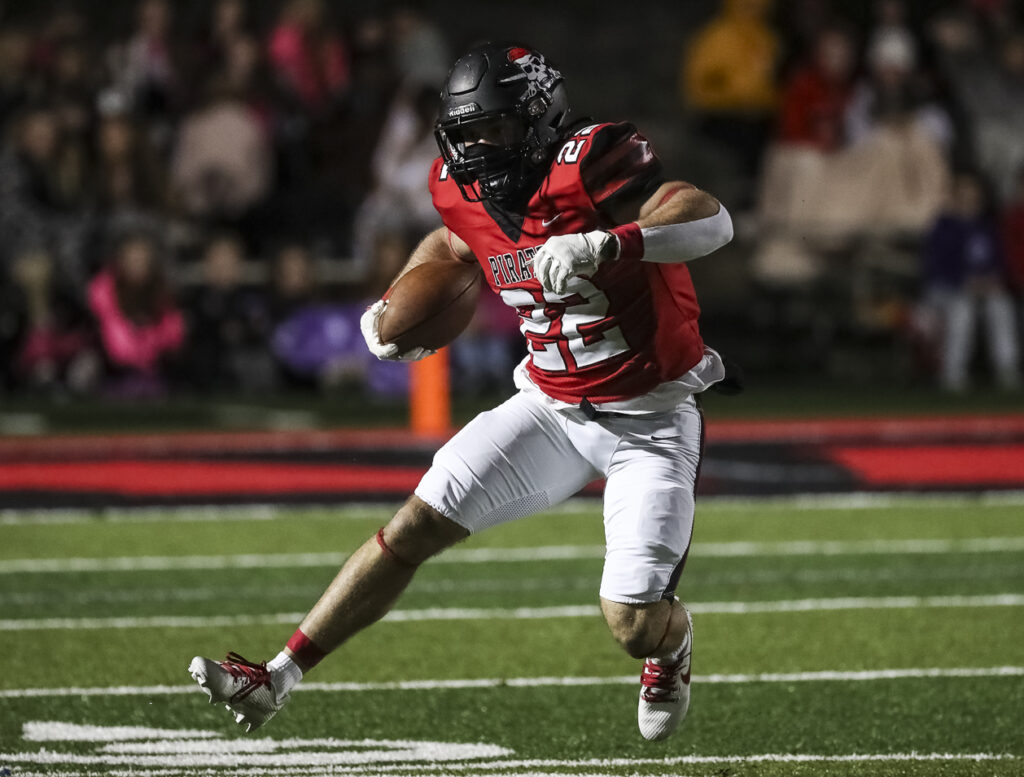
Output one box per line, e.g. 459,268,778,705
189,43,734,742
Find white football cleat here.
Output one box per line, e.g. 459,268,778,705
188,652,289,732
637,607,693,741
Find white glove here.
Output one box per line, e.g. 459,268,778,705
359,299,436,362
531,230,618,294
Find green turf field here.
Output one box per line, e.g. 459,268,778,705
1,496,1022,776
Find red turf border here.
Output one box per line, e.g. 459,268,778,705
1,414,1022,460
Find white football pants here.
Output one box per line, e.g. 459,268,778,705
415,389,704,604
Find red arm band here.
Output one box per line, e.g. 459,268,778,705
609,223,644,261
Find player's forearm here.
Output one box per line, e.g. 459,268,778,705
389,229,452,287
635,183,721,228
611,183,733,264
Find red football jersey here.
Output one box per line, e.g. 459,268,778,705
429,122,706,404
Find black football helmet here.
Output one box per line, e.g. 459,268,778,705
435,43,571,204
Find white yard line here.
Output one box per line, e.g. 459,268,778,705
429,753,1022,770
0,546,606,573
5,762,1020,777
3,490,1024,526
698,536,1024,556
2,753,1015,777
369,752,1021,774
690,593,1024,613
5,535,1024,574
5,562,1019,607
9,563,1021,607
5,750,1017,772
349,752,1022,775
2,593,1023,632
1,666,1021,699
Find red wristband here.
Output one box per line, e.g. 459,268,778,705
609,223,643,261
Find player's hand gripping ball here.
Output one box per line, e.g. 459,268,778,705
532,230,619,294
360,300,433,362
362,260,483,361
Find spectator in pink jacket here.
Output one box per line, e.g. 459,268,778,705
267,0,349,114
87,233,184,385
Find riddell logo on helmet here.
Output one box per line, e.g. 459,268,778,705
448,103,480,117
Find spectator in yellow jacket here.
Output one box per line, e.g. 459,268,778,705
682,0,781,182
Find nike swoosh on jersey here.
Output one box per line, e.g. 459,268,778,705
541,213,562,227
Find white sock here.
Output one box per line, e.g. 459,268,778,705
267,652,303,696
650,649,681,666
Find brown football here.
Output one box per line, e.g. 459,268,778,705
379,260,484,352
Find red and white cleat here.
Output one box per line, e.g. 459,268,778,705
188,652,289,732
637,608,693,741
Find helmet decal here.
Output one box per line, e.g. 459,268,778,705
508,49,562,102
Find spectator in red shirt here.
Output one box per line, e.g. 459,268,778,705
777,27,856,152
753,27,858,286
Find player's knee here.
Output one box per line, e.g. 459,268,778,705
601,599,671,660
382,496,468,565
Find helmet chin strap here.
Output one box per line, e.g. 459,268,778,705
445,125,554,217
486,166,554,240
459,142,532,206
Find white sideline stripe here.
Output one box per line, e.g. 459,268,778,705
0,503,396,526
2,593,1023,632
5,535,1024,574
0,666,1020,699
4,490,1024,526
0,501,598,526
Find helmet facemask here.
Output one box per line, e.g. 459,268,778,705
435,113,536,203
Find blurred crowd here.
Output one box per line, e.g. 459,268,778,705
0,0,495,398
684,0,1024,390
0,0,1021,400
